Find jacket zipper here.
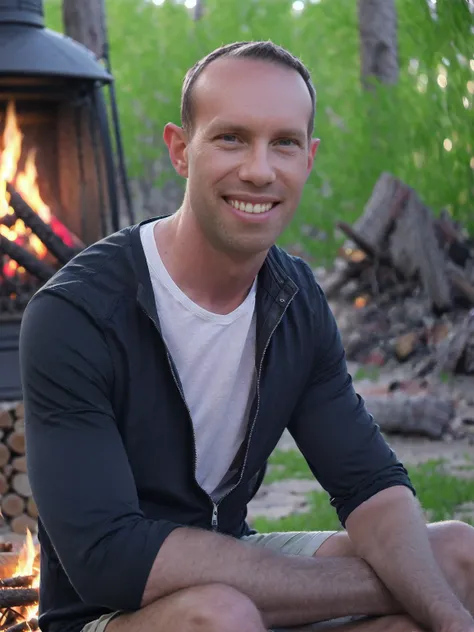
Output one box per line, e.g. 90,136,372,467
164,350,201,497
211,294,296,530
143,294,295,532
140,304,216,521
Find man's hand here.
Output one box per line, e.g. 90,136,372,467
345,486,472,632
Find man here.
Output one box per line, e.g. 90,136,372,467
20,41,474,632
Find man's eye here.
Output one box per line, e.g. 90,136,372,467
219,134,239,143
277,138,298,147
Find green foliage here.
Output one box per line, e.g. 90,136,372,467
253,449,474,531
44,0,474,260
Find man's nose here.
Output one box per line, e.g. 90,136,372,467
238,146,276,187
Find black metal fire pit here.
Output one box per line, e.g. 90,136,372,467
0,0,124,400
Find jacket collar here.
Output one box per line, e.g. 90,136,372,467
130,217,299,335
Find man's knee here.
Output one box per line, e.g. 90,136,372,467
134,583,266,632
431,520,474,568
429,520,474,598
185,583,265,631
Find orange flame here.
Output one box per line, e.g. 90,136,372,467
0,102,50,277
13,528,40,622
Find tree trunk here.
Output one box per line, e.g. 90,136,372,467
194,0,205,21
358,0,399,88
62,0,104,58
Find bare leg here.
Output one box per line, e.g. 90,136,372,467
107,583,266,632
107,590,424,632
105,520,474,632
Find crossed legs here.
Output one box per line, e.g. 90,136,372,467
106,520,474,632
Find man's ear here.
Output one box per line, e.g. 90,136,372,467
163,123,189,178
307,137,320,173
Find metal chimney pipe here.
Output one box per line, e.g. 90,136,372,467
0,0,44,27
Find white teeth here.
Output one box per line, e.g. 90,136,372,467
227,199,274,214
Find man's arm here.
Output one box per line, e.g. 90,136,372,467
143,525,402,627
21,291,400,628
20,292,180,611
346,486,473,631
288,281,473,632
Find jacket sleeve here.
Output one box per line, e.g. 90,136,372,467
288,283,416,527
20,291,181,611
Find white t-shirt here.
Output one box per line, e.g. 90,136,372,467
140,220,257,499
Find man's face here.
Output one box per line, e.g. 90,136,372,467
166,57,319,258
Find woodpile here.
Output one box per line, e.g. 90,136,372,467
0,404,37,536
322,172,474,372
319,172,474,440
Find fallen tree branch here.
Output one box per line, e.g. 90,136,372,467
365,393,454,439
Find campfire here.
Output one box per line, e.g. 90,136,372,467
0,530,40,631
0,101,83,314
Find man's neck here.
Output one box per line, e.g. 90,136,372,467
153,209,266,315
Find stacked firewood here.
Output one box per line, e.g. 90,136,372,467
0,404,37,535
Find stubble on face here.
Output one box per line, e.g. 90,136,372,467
182,57,318,260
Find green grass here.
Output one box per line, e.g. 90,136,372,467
252,449,474,533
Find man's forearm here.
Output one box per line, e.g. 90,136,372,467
142,526,400,628
346,486,473,632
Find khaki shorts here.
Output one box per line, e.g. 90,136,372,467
82,530,356,632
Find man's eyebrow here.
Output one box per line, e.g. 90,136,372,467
207,121,307,140
207,122,251,135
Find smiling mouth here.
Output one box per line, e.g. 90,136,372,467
223,197,278,215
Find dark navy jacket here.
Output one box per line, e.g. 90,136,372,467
20,218,414,632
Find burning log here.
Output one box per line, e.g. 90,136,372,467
0,236,55,283
6,185,81,266
4,619,38,632
0,215,16,229
0,577,34,589
0,588,38,609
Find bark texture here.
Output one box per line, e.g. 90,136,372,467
358,0,399,87
62,0,104,58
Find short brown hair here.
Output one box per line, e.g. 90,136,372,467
180,41,316,138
